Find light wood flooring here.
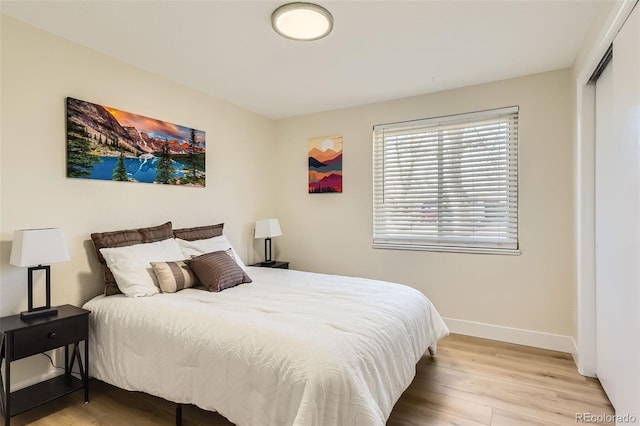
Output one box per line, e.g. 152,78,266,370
9,334,613,425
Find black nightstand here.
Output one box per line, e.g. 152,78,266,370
0,304,90,425
250,261,289,269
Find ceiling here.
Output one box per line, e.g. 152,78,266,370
1,1,604,119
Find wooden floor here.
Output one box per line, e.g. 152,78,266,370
9,334,613,426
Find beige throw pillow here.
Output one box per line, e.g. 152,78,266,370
151,260,199,293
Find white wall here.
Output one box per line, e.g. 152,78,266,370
571,0,636,377
274,69,575,341
0,16,277,385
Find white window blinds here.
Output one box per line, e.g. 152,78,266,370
373,106,519,253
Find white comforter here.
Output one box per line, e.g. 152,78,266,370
83,267,448,426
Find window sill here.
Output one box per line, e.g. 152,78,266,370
372,243,521,256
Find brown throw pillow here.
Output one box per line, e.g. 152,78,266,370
189,251,252,292
151,260,199,293
173,223,224,241
91,222,173,296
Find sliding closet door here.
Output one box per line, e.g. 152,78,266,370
595,56,616,408
595,3,639,421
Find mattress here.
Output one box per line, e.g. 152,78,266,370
83,267,449,426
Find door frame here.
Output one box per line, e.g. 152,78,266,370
575,0,637,377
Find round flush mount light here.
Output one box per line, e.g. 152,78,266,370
271,2,333,41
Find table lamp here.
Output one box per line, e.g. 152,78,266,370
254,219,282,266
10,228,70,319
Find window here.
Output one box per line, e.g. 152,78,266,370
373,106,519,254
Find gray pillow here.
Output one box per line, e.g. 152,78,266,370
189,251,252,292
173,223,224,241
91,221,174,296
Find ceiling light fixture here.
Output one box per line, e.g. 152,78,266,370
271,2,333,41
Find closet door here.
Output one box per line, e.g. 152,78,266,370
594,3,639,421
595,53,616,409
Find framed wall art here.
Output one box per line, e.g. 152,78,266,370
66,97,206,187
308,135,342,193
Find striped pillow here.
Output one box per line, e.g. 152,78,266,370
188,251,252,292
150,260,199,293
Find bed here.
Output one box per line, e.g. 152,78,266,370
84,222,449,426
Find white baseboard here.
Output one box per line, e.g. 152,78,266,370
444,317,575,353
570,337,580,369
11,370,61,392
571,337,597,378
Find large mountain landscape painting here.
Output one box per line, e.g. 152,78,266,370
66,97,206,187
308,136,342,193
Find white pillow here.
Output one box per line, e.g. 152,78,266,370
175,235,247,270
99,238,186,297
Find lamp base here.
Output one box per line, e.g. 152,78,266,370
20,306,58,320
259,261,276,266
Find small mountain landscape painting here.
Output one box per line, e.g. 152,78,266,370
308,135,342,193
66,97,206,187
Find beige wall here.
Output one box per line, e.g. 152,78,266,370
0,15,276,318
0,14,577,386
274,69,575,336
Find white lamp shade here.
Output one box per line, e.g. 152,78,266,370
10,228,70,267
254,219,282,239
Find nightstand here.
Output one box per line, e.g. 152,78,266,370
0,304,90,425
250,261,290,269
